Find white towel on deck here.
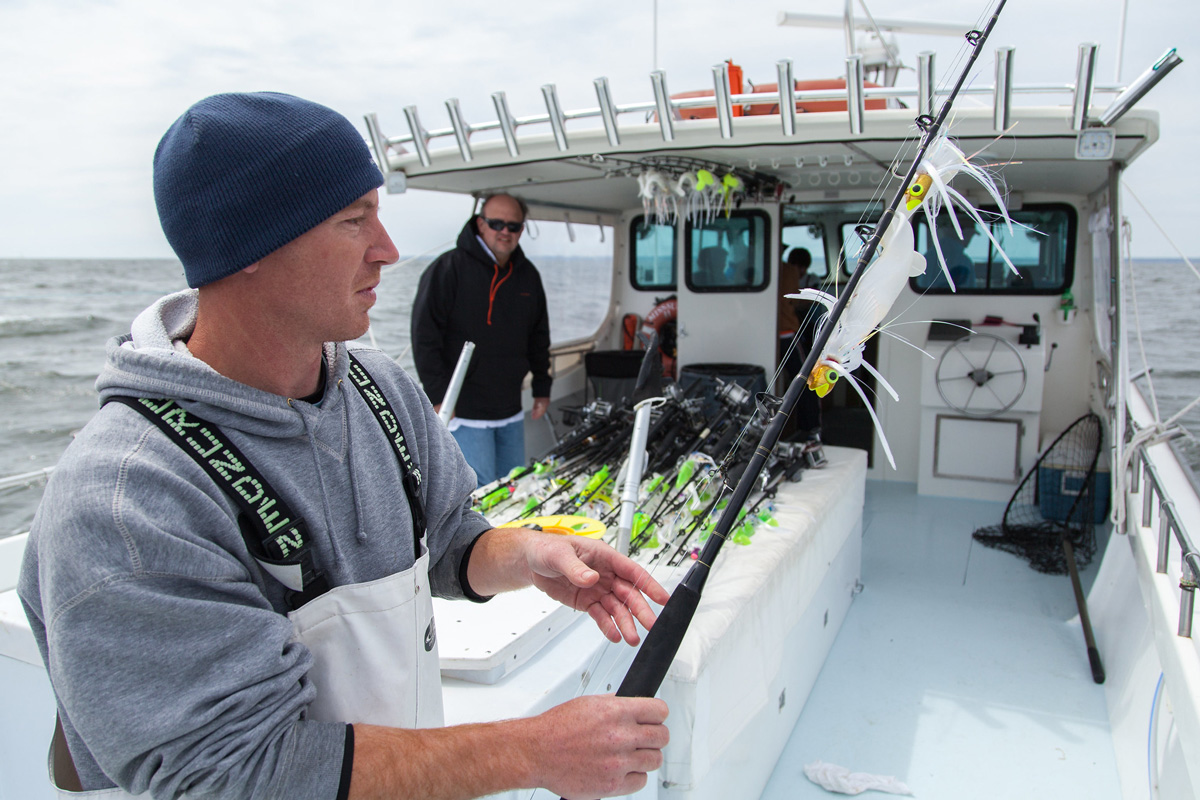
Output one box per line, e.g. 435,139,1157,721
803,761,913,795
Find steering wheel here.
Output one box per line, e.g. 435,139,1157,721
935,333,1027,418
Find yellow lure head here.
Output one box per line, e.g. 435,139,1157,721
905,174,933,211
807,364,840,397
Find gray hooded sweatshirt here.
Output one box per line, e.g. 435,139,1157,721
18,291,492,798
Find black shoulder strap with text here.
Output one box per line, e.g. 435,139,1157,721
105,353,425,609
345,353,428,547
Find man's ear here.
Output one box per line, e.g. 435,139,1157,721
241,262,260,275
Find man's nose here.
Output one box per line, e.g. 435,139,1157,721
371,218,400,265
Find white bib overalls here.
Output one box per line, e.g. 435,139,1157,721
49,548,443,797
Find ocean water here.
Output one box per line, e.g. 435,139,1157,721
0,255,611,537
1,257,1197,537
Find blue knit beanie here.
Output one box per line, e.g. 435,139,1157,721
154,92,384,288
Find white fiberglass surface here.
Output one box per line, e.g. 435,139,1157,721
762,480,1119,799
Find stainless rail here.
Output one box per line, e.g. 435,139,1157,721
368,44,1140,169
0,467,54,492
1133,441,1200,637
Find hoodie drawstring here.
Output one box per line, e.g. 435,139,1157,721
338,378,371,544
299,402,348,567
487,262,512,325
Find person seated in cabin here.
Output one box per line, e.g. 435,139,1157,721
411,193,551,487
777,247,822,437
696,244,729,286
17,92,669,800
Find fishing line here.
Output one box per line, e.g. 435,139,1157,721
578,3,1016,744
1124,183,1200,282
524,13,1014,793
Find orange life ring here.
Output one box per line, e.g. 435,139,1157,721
666,73,887,120
742,79,888,115
622,313,640,350
641,296,676,336
639,296,677,379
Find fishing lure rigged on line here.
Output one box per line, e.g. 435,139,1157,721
788,132,1020,469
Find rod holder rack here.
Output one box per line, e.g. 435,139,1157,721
994,47,1014,132
1072,43,1099,131
1136,446,1200,637
362,45,1178,182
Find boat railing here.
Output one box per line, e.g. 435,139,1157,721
1129,432,1200,638
548,336,595,379
0,467,53,493
367,44,1177,173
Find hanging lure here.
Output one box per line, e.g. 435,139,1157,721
788,132,1020,468
909,133,1019,290
719,173,743,218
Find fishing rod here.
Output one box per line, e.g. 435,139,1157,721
602,0,1011,709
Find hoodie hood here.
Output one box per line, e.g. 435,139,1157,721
95,289,345,439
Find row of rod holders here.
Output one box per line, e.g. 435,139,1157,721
369,42,1135,171
1130,446,1199,637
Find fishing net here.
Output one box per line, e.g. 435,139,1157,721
972,413,1104,574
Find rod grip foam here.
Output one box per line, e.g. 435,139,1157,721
617,582,702,698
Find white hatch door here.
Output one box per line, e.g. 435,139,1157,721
675,208,779,385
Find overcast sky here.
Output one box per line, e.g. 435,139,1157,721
1,0,1195,259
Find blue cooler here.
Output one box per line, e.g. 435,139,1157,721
1037,463,1111,525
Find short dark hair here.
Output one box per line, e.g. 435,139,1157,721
786,247,812,268
478,192,529,222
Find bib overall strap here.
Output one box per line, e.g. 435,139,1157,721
104,396,329,609
346,353,428,558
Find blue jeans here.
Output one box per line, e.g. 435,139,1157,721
451,419,526,487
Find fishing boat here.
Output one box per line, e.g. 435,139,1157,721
1,3,1196,798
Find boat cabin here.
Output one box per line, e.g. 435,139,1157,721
369,59,1157,499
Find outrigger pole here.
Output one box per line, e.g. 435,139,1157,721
608,0,1011,703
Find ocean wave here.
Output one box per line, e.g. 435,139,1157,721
0,314,119,339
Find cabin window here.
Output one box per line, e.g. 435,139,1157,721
910,205,1076,294
684,210,770,293
522,219,615,344
630,216,676,291
835,205,1076,295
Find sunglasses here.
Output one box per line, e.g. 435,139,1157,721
482,217,524,234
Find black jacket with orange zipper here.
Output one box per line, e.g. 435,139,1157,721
411,217,552,420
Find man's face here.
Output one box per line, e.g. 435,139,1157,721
253,189,399,346
475,195,524,264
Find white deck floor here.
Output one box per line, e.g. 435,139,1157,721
761,480,1121,799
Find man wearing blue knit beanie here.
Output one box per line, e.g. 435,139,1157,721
19,92,669,800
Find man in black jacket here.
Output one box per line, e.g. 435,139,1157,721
412,193,551,486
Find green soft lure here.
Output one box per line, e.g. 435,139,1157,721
732,519,756,545
674,459,697,490
584,465,611,496
633,512,659,548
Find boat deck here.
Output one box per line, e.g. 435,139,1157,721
761,479,1121,799
0,477,1126,799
